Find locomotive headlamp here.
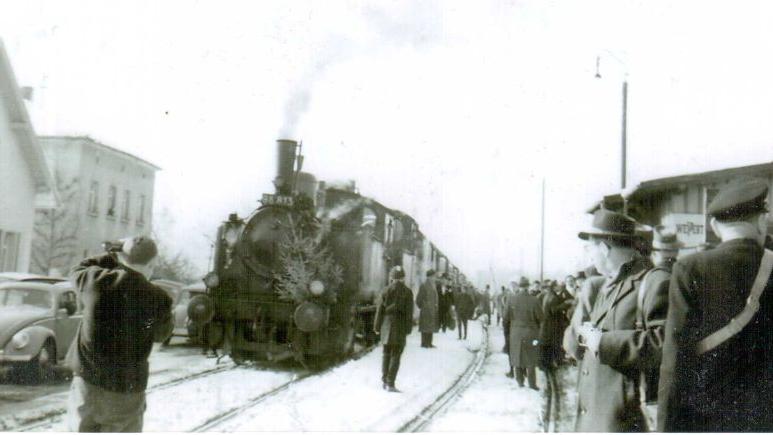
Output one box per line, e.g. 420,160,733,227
203,272,220,288
309,280,325,296
11,330,30,350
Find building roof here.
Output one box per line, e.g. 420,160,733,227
39,135,162,171
0,39,57,207
628,161,773,202
586,161,773,214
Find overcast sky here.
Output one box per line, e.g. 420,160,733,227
3,0,773,285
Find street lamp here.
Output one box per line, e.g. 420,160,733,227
595,53,629,191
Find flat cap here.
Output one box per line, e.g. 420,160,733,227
120,235,158,265
708,178,769,221
579,209,638,240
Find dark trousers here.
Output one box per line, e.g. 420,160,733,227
541,366,564,431
439,307,448,332
381,344,404,387
420,333,433,347
516,366,537,389
457,318,468,339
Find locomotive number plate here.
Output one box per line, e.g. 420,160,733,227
262,194,294,206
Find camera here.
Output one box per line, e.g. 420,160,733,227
102,240,124,253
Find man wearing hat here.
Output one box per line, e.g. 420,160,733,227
416,269,439,348
503,276,542,389
436,273,452,333
573,209,670,432
374,265,414,392
651,225,683,273
66,236,173,432
658,178,773,431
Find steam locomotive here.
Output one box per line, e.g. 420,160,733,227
189,140,466,365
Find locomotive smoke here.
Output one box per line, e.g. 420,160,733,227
278,4,443,138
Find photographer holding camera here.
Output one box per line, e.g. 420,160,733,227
65,236,173,432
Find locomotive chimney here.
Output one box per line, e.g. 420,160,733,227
274,139,298,195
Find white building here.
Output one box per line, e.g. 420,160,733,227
32,136,159,274
0,40,57,273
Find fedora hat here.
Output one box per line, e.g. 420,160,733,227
578,209,638,241
652,225,684,251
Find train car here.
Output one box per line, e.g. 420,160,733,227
191,139,455,365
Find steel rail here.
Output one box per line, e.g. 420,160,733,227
398,326,489,432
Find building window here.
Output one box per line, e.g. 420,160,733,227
122,190,131,222
0,231,20,272
107,185,117,218
137,195,146,226
88,181,99,215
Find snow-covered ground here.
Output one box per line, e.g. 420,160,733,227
425,322,544,432
8,324,580,432
3,341,235,431
210,323,486,431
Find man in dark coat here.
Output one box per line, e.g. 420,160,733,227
538,281,574,431
453,285,475,340
66,236,173,432
658,179,773,431
374,266,414,392
416,270,439,348
503,283,542,389
574,209,670,432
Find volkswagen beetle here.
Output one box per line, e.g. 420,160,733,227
0,280,81,382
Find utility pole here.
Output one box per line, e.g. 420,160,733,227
539,178,545,283
621,80,628,190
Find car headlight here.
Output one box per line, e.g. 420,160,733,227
11,331,30,350
309,280,325,296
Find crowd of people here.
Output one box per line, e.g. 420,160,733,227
377,177,773,433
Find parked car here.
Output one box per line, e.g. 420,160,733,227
0,280,81,382
165,282,207,345
0,272,66,284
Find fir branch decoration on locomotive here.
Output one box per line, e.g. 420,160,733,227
192,139,465,366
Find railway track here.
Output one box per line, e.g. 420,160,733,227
397,326,490,433
14,363,236,432
192,345,377,432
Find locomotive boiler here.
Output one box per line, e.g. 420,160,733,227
190,139,465,365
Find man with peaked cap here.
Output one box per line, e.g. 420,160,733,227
651,225,683,273
658,178,773,432
573,209,670,432
374,265,414,392
66,236,173,432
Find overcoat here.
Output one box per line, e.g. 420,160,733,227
374,280,414,346
503,291,543,368
539,289,573,367
416,279,439,333
563,276,606,361
658,239,773,432
574,257,669,432
453,290,475,320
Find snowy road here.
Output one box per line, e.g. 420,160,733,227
1,339,241,431
424,323,543,432
5,324,577,432
205,323,485,431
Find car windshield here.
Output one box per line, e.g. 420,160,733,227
0,287,53,310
